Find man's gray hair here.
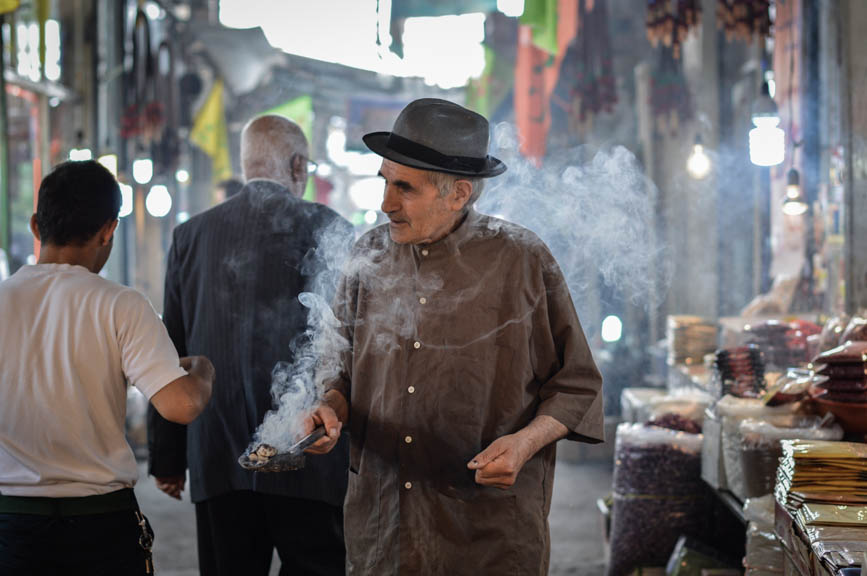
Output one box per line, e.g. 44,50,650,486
241,115,308,195
426,171,486,208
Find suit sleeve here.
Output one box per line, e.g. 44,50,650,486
147,230,190,477
532,248,605,443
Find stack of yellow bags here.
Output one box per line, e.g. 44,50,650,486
775,440,867,574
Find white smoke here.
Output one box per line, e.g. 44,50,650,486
250,123,672,450
249,218,353,453
478,123,673,317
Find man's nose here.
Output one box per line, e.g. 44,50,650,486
381,186,399,213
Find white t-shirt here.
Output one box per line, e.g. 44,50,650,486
0,263,187,497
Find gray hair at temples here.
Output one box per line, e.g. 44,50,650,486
426,170,486,209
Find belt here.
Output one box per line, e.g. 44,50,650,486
0,488,139,516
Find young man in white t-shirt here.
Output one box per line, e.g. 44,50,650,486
0,160,215,575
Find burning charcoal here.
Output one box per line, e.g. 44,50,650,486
255,444,277,459
248,452,259,462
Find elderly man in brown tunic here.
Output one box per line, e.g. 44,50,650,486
305,98,604,575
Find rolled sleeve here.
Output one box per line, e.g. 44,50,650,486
534,252,605,443
115,289,188,400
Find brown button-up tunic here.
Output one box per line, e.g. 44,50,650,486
326,209,604,575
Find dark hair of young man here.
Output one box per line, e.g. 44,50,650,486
35,160,121,246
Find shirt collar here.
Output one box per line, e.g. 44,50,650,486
411,207,478,258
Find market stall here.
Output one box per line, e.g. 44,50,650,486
608,312,867,575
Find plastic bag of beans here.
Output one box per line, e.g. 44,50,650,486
607,424,709,576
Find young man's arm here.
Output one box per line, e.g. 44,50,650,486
150,356,215,424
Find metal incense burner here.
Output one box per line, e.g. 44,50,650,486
237,427,326,472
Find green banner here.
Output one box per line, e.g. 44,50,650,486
520,0,558,55
263,95,315,201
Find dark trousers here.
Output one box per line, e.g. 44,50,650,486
195,491,345,576
0,509,153,575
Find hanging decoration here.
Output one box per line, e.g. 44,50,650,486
645,0,702,59
649,45,692,136
514,25,554,163
153,40,179,176
514,0,581,163
548,0,618,137
716,0,772,42
121,9,165,142
573,0,617,121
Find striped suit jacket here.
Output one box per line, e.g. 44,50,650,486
147,179,354,505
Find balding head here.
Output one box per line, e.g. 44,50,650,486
241,115,310,196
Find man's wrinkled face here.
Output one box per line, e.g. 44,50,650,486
378,159,460,245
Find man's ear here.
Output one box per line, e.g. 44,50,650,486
29,214,40,241
451,180,473,212
100,219,119,246
291,154,307,183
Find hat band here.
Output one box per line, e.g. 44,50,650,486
387,133,488,173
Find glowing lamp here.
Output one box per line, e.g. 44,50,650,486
601,315,623,343
349,177,384,211
118,183,134,218
686,135,711,180
749,117,785,167
133,158,154,185
98,154,118,177
782,168,807,216
497,0,525,17
69,148,93,161
145,185,172,218
749,82,784,167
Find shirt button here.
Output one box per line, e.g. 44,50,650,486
419,297,427,305
405,435,413,444
407,386,415,394
413,341,421,349
421,249,429,256
405,482,412,490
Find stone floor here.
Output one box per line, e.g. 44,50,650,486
135,459,613,576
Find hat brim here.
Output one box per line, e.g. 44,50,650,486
363,132,507,178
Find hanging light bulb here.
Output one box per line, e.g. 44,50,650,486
749,82,785,167
686,134,711,180
68,130,92,161
145,185,172,218
133,157,154,185
98,153,118,177
118,183,134,218
69,148,93,161
782,168,807,216
497,0,525,17
601,315,623,343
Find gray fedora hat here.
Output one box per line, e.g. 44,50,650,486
362,98,506,178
